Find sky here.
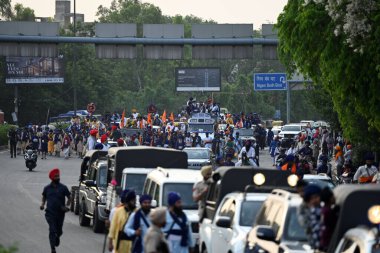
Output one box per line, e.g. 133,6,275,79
13,0,288,29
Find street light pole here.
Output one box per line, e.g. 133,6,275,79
73,0,77,117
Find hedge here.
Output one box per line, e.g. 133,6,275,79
0,124,16,146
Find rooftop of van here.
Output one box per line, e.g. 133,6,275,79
147,168,201,183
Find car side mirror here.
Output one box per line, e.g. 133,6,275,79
255,225,276,242
151,199,157,208
215,216,231,228
84,180,96,187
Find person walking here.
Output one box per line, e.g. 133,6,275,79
125,194,153,253
193,166,213,222
61,133,71,159
40,131,49,159
7,126,17,158
144,207,170,253
108,189,136,253
40,168,71,253
163,192,194,253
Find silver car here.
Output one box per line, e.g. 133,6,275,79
184,147,213,169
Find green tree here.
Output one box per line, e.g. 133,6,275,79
276,0,380,149
0,0,12,20
13,3,35,21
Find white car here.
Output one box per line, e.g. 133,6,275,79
278,124,305,139
303,174,336,189
199,192,267,253
183,147,213,169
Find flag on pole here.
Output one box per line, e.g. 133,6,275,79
162,110,167,123
169,112,175,122
120,109,125,128
147,113,152,126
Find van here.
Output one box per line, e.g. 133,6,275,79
142,168,202,245
105,147,188,213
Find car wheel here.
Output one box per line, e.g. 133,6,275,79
79,201,90,226
73,190,80,215
70,186,78,212
92,205,105,233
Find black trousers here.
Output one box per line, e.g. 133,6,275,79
45,213,65,250
10,142,16,157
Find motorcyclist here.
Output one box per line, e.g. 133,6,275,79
276,148,287,169
353,153,378,184
298,140,314,171
281,154,300,176
235,140,258,167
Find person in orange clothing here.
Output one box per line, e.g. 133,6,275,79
281,154,299,174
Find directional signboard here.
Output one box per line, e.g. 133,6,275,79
254,73,287,91
176,68,221,92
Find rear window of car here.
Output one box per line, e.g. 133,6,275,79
284,207,308,241
239,201,264,226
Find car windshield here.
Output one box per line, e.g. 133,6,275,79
284,207,308,241
239,201,264,226
163,183,198,209
98,166,108,188
188,124,214,133
304,179,335,189
184,149,209,159
124,174,147,195
236,129,253,136
282,126,301,132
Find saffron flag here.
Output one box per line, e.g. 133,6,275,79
162,110,167,123
147,113,152,126
169,112,175,122
120,109,125,128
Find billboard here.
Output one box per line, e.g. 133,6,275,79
175,67,221,92
5,57,64,85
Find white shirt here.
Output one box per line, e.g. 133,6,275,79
203,136,213,149
238,146,255,159
286,147,297,156
87,136,96,151
353,165,378,181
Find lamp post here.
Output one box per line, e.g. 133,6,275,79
73,0,77,117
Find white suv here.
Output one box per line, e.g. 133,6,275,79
142,168,202,245
278,124,305,139
199,192,267,253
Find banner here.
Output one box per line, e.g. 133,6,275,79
5,57,64,85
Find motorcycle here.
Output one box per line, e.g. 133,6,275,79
24,147,38,171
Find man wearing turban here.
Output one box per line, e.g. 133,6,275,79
124,194,153,253
108,189,136,253
40,168,71,253
163,192,194,253
144,207,169,253
193,165,213,221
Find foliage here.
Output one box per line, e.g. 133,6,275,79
0,0,323,126
0,245,18,253
0,124,16,146
276,0,380,151
12,3,35,21
0,0,12,20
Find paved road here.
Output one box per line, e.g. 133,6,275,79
0,151,105,253
0,148,273,253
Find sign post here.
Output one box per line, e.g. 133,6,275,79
253,73,290,123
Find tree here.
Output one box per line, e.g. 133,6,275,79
13,3,35,21
0,0,12,20
276,0,380,149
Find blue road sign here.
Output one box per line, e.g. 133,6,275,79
254,73,287,91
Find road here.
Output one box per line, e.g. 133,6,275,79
0,148,273,253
